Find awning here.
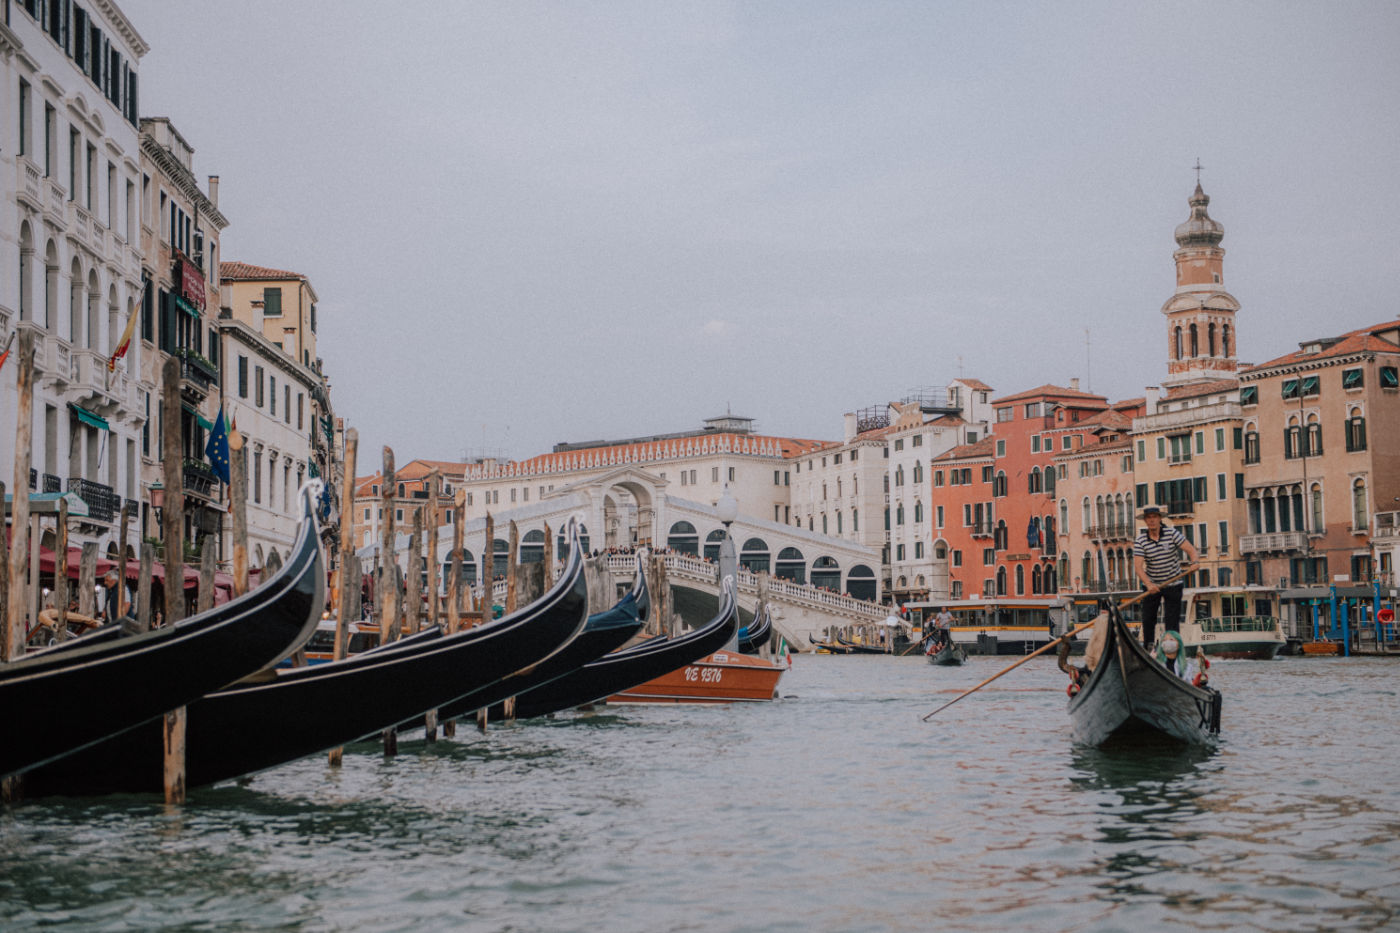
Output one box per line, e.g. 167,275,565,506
68,403,109,431
174,294,202,318
182,402,215,431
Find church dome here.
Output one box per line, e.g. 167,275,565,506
1174,182,1224,248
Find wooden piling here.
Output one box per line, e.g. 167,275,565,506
0,481,8,658
424,469,440,629
481,512,494,627
197,538,216,614
378,447,397,642
5,331,34,662
229,444,249,598
117,502,131,619
53,499,69,643
506,520,519,615
543,521,553,583
77,542,97,620
334,428,358,662
160,355,187,805
136,544,153,632
405,508,422,635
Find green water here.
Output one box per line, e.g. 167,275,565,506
2,655,1396,931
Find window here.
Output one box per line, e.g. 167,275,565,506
1346,409,1366,451
894,439,904,452
1215,428,1225,451
1240,385,1258,405
896,544,904,561
1032,435,1041,453
996,407,1013,423
1305,417,1322,456
1352,479,1368,531
996,440,1006,457
1217,473,1227,501
1025,402,1042,418
1281,378,1299,400
1244,430,1259,464
911,435,922,448
952,550,962,567
1381,367,1398,389
269,376,277,416
712,467,719,482
254,366,265,407
936,505,944,527
1343,368,1364,390
934,470,943,487
264,287,283,316
237,356,248,398
915,541,924,559
1300,375,1320,397
728,467,735,482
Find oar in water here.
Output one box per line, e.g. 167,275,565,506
919,567,1195,722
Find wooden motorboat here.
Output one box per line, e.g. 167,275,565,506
20,527,590,795
0,486,326,780
738,604,772,654
499,576,740,719
1301,640,1341,656
926,641,968,666
408,565,649,729
1066,604,1222,746
608,647,784,703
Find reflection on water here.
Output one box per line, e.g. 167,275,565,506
1,656,1398,932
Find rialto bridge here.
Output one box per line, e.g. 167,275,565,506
360,466,887,647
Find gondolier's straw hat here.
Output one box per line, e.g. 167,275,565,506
1140,505,1163,518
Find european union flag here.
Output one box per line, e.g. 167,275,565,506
205,408,231,485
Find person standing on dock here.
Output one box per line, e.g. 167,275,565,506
1132,506,1197,649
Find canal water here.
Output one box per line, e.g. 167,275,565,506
2,654,1397,932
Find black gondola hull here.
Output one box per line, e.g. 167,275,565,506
927,643,967,666
0,493,325,779
500,578,739,720
21,536,589,795
1067,610,1222,746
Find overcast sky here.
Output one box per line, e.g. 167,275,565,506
119,1,1400,466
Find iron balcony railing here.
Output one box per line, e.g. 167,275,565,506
177,348,218,395
42,473,62,493
183,458,218,498
67,476,117,523
1086,522,1135,541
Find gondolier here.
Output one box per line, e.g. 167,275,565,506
1132,506,1198,649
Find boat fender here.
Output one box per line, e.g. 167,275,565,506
1066,681,1081,698
1192,653,1210,687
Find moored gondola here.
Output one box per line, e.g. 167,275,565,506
0,484,327,780
737,603,772,654
20,526,590,795
1066,603,1222,746
808,633,851,654
402,563,649,730
494,575,740,720
836,635,889,655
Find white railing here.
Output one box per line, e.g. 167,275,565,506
1239,531,1308,554
1373,512,1400,540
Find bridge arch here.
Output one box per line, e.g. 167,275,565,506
558,523,591,558
703,529,725,561
811,555,840,591
442,547,477,586
521,529,545,563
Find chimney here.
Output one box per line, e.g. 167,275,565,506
208,175,219,209
1069,377,1080,391
843,412,857,443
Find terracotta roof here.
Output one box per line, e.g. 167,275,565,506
925,414,967,427
220,261,305,281
954,378,993,391
1074,408,1135,431
1247,323,1400,372
1112,397,1147,412
1164,379,1238,400
991,383,1109,406
853,423,898,441
932,436,997,461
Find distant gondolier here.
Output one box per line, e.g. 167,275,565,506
1132,506,1197,649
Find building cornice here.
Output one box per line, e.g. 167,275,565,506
141,135,228,229
1239,351,1379,381
91,0,150,56
220,317,325,390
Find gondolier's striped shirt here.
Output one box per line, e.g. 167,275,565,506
1133,526,1188,584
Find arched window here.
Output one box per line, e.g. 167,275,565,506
847,564,876,601
1244,425,1260,464
996,566,1007,596
995,519,1007,551
1082,497,1091,532
1305,414,1323,457
520,529,545,563
896,504,904,525
1031,565,1041,594
1189,323,1199,357
558,524,591,558
1352,479,1368,531
775,547,806,584
1284,415,1302,460
1028,467,1042,493
69,257,83,343
1174,326,1183,360
703,528,726,562
442,548,477,586
1310,484,1323,533
1208,322,1216,357
740,537,770,573
667,520,699,555
913,502,923,524
1046,563,1058,594
811,556,840,590
1222,324,1231,358
913,462,923,484
1081,551,1092,588
895,466,904,487
994,471,1007,497
1346,407,1367,452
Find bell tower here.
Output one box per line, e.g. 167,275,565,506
1162,176,1239,388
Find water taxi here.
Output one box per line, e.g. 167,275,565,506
903,597,1074,655
608,650,784,703
1179,587,1286,660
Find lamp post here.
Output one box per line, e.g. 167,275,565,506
716,487,739,651
149,481,165,535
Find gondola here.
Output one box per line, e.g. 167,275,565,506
0,484,326,780
926,641,967,666
493,575,740,720
20,527,590,796
737,603,772,654
401,564,650,730
1066,603,1222,746
807,634,851,654
836,635,889,655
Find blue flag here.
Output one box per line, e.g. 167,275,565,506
205,407,231,485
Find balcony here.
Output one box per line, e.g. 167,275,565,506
41,473,62,493
1164,499,1194,517
178,349,219,400
971,521,994,537
67,477,117,523
1239,531,1308,555
183,458,218,499
1374,512,1400,540
1086,522,1135,541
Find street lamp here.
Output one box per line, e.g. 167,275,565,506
149,481,165,528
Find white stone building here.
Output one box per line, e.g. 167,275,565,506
0,1,148,563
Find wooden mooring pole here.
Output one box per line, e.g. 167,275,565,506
329,429,357,767
378,446,398,756
53,500,69,643
4,331,35,664
160,355,187,805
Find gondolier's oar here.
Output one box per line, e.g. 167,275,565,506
920,567,1195,722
